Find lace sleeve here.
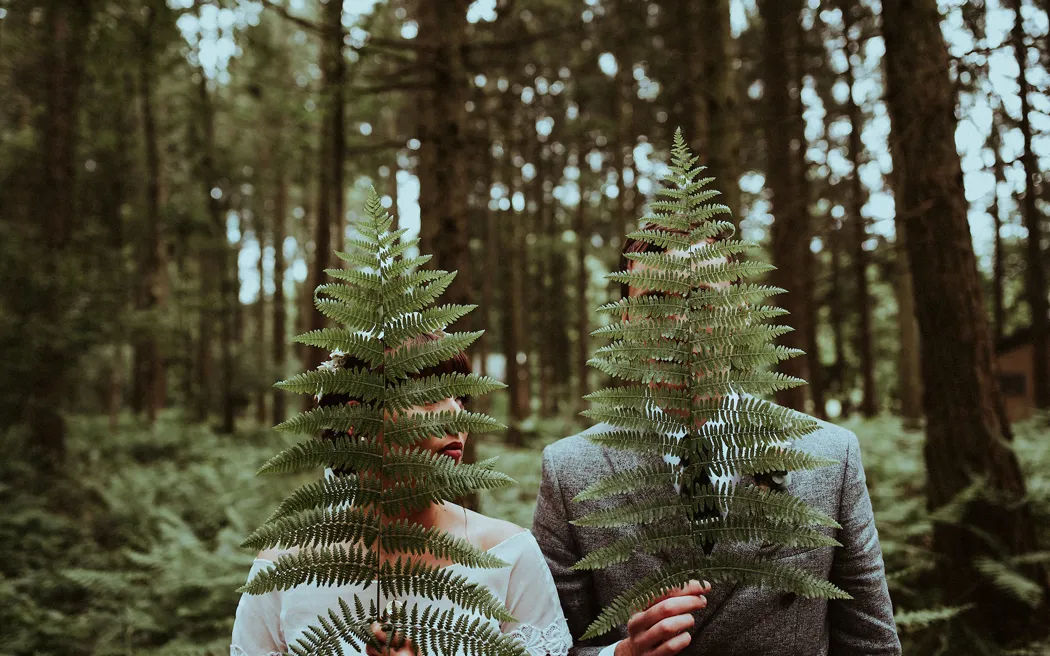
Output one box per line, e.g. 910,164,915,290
230,559,286,656
501,533,573,656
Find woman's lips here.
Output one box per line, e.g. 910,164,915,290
439,442,463,461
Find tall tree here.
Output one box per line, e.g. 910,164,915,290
26,0,95,467
700,0,741,221
758,0,811,411
838,0,877,417
415,0,472,314
307,0,346,367
272,136,288,425
130,2,169,424
1008,0,1049,409
882,0,1048,642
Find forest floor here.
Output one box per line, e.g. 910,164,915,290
3,411,1049,655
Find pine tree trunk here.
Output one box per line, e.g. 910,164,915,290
793,13,824,419
198,73,236,434
892,208,923,430
990,119,1006,343
575,152,590,415
840,1,877,417
254,195,268,425
758,0,810,411
828,220,848,415
272,141,288,426
28,0,92,467
308,0,344,366
415,0,472,316
196,249,215,423
883,0,1049,641
700,0,741,222
1009,0,1049,409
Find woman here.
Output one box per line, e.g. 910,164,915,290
230,334,572,656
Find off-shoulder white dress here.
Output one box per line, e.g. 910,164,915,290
230,530,572,656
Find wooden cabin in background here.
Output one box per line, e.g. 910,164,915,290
997,327,1042,422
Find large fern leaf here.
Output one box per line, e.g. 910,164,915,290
572,129,846,638
242,187,518,653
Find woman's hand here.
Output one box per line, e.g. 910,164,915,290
366,621,418,656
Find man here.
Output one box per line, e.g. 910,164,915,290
532,234,901,656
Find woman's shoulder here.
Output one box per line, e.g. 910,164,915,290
455,505,529,552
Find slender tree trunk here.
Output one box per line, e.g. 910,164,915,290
1009,0,1049,409
828,219,849,415
198,74,235,434
990,118,1006,343
793,13,824,419
758,0,810,411
700,0,741,223
254,198,268,425
892,207,923,429
883,0,1048,641
272,138,288,426
575,151,590,415
308,0,344,367
840,1,877,417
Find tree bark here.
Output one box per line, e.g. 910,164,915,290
198,74,236,434
575,151,591,416
758,0,810,412
27,0,93,467
415,0,472,317
990,116,1006,343
700,0,741,223
883,0,1048,642
254,195,268,425
272,136,288,426
892,206,923,430
308,0,345,368
1008,0,1049,409
840,0,877,417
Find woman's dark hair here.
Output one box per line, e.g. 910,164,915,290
317,332,472,475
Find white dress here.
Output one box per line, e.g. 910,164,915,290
230,530,572,656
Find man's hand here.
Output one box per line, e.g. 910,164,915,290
614,580,711,656
366,621,417,656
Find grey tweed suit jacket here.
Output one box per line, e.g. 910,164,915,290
532,420,901,656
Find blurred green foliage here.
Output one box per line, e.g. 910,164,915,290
3,411,1048,655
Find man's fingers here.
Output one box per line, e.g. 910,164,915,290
643,580,711,610
636,613,695,652
647,630,692,656
631,594,707,636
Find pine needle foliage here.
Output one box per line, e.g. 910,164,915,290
573,130,849,640
240,189,526,656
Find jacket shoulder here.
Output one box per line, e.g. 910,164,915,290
795,416,860,461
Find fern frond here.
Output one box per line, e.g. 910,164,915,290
379,558,515,622
386,373,506,412
274,367,386,400
893,604,974,632
381,410,505,447
258,435,383,476
290,329,384,366
273,404,384,439
574,131,843,638
975,557,1044,607
385,304,476,343
241,506,380,551
385,331,484,379
238,544,378,594
380,521,510,569
574,464,677,503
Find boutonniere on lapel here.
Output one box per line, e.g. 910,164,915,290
754,470,792,493
567,130,850,642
